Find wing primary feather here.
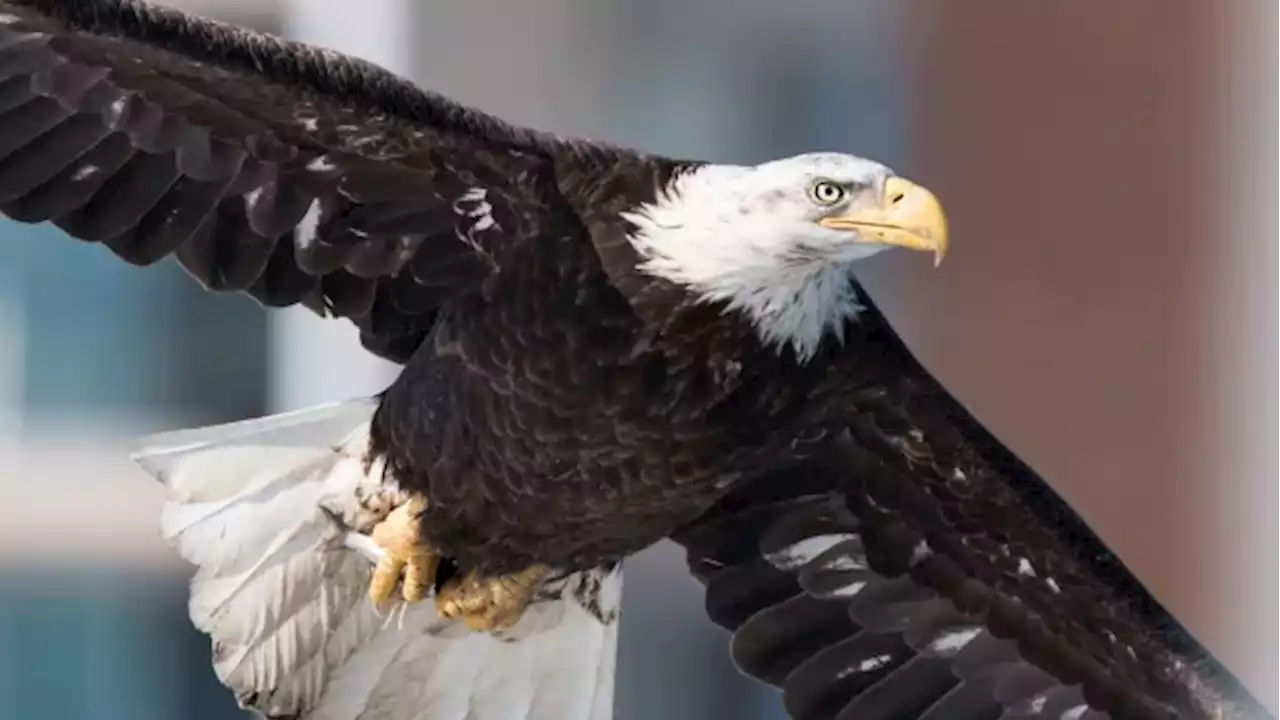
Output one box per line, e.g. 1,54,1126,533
0,94,72,159
916,673,1006,720
0,73,35,114
0,112,110,201
248,231,320,307
834,654,961,720
703,556,801,631
845,574,938,633
321,271,378,319
65,147,179,243
3,130,135,222
110,172,233,264
729,593,857,685
201,198,275,291
781,631,913,720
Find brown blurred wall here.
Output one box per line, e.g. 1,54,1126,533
891,0,1274,706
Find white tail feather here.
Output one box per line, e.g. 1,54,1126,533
132,399,622,720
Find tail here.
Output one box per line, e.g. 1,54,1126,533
132,399,622,720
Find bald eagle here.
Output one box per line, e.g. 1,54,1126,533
0,2,1268,719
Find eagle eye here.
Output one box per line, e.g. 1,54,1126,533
808,179,846,206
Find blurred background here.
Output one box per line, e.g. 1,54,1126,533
0,0,1274,718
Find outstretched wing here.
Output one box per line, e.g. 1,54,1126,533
0,0,644,362
673,286,1271,720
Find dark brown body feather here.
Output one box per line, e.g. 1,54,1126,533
368,215,844,574
0,2,1268,719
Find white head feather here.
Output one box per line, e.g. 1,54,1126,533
622,152,899,362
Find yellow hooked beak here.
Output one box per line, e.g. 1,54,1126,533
818,177,949,267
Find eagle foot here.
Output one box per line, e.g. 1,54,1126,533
435,564,550,631
367,494,439,607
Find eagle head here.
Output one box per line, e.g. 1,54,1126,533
622,152,948,362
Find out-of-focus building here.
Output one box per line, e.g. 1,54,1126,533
0,1,1272,719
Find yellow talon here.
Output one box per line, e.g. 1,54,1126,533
368,494,438,606
435,564,549,631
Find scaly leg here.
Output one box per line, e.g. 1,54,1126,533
436,564,550,631
367,494,440,606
